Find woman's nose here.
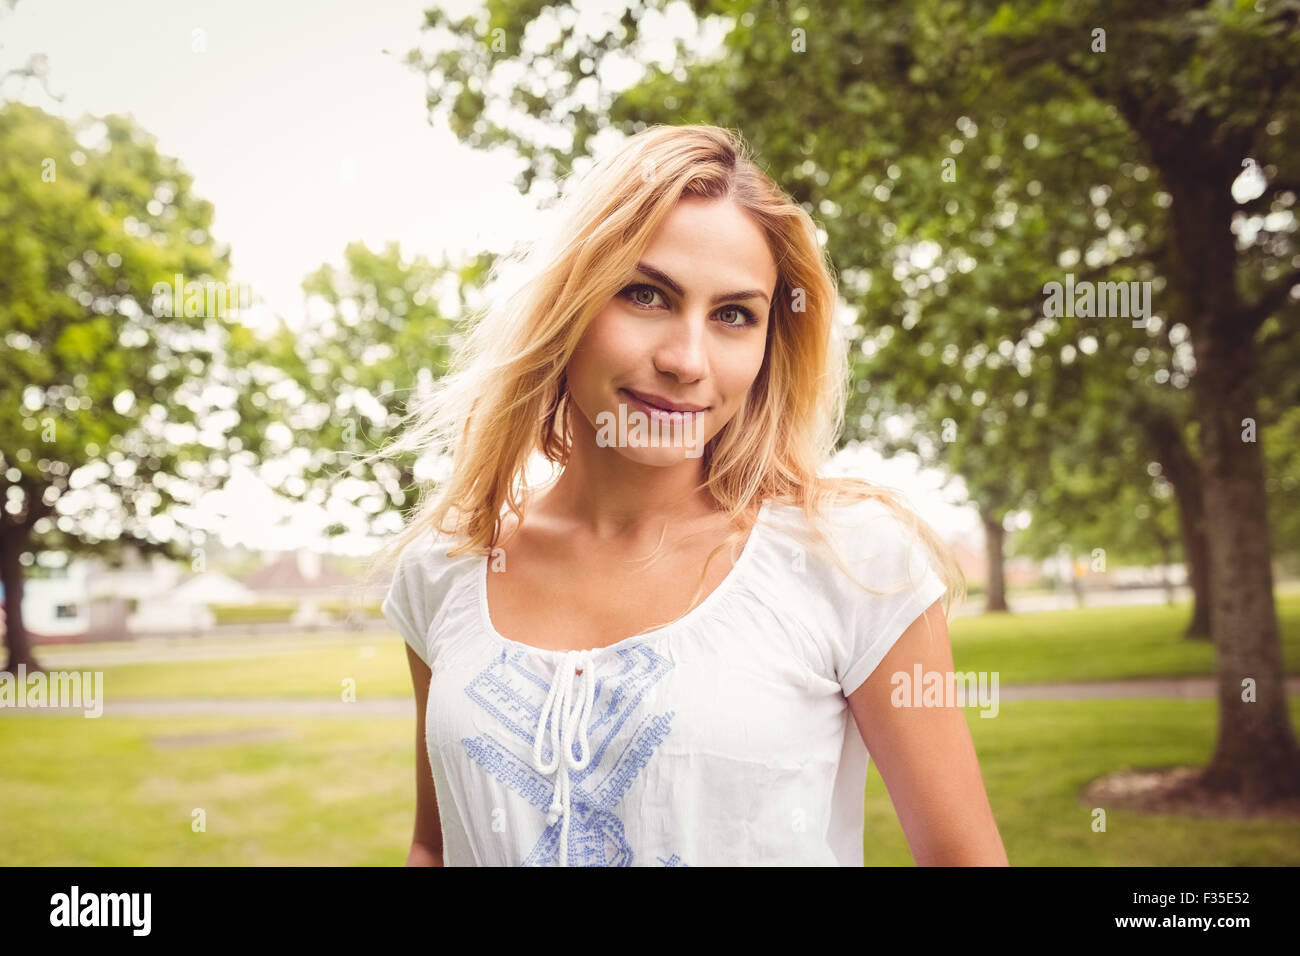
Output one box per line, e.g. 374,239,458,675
652,311,709,381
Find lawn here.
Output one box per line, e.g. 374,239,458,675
863,697,1300,866
3,698,1298,865
946,592,1300,684
0,713,411,866
4,592,1299,865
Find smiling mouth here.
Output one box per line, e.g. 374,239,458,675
620,389,710,416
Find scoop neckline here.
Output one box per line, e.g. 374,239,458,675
476,498,772,658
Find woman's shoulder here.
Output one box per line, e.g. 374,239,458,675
382,521,483,665
758,493,940,588
761,494,920,548
390,521,481,582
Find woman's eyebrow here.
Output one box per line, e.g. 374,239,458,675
634,262,771,306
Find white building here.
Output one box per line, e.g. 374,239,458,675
127,571,255,633
6,564,89,640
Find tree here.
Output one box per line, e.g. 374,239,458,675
0,103,275,671
971,0,1300,801
256,241,487,541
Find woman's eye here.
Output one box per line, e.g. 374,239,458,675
625,284,663,308
719,307,750,327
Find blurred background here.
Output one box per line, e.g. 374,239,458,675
1,0,1297,864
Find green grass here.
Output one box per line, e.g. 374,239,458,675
75,644,414,699
944,592,1300,684
5,593,1299,865
3,698,1297,865
0,713,414,866
863,697,1300,866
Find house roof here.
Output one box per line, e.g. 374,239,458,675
241,553,355,592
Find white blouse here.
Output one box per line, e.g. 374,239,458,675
382,495,947,866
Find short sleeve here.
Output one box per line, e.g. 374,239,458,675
828,499,948,696
381,527,464,668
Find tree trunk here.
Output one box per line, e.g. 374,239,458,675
0,530,42,674
1190,327,1300,800
979,509,1008,613
1112,90,1300,799
1141,410,1211,638
1179,510,1213,640
1158,535,1174,605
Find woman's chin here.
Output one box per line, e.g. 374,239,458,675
608,441,704,467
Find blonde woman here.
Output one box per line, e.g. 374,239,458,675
375,124,1007,867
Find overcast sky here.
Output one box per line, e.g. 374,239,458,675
2,0,983,554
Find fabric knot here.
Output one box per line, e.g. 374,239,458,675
530,649,596,866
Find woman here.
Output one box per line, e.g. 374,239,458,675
374,124,1007,867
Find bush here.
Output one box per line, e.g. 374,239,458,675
210,603,298,625
317,600,383,621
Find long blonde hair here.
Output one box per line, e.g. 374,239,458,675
364,123,965,628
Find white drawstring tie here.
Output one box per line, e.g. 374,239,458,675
531,649,596,866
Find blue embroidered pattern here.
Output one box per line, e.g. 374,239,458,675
461,641,687,866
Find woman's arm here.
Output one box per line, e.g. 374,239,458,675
405,643,445,866
845,599,1009,866
406,842,443,867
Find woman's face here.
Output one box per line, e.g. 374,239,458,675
566,196,778,466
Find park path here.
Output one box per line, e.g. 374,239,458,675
4,677,1299,717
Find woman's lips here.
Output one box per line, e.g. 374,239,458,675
620,389,707,420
